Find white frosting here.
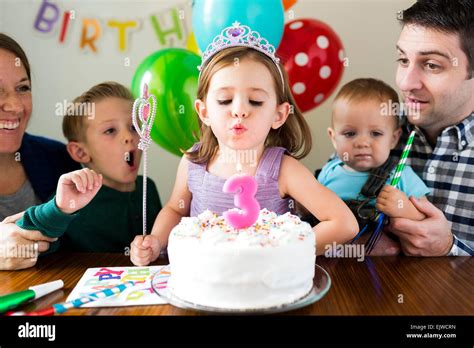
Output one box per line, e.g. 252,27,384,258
167,209,316,309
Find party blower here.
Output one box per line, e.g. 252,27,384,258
0,280,64,314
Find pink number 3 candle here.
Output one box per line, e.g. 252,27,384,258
223,173,261,229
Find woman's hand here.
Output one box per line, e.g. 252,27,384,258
0,218,57,270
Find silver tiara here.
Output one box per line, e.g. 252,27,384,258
198,22,285,91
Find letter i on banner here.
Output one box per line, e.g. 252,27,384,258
59,10,73,43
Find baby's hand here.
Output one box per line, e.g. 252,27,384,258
56,169,103,214
375,185,410,218
130,234,161,266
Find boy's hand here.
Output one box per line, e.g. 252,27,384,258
130,234,161,266
376,185,411,218
56,169,103,214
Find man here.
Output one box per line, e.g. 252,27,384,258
390,0,473,256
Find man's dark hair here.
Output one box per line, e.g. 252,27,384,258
400,0,473,79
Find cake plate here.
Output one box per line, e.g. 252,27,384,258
151,264,331,314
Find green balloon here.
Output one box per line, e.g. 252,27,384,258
131,48,201,156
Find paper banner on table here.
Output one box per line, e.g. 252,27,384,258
66,266,168,307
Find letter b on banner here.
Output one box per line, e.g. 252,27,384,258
35,0,60,33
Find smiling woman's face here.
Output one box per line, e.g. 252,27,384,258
0,48,32,154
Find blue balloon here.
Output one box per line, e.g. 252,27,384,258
192,0,284,52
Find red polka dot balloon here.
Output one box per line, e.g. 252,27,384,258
277,19,345,113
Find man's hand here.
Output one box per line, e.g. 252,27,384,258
56,169,103,214
0,220,57,270
387,196,453,256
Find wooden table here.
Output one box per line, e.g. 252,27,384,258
1,252,472,316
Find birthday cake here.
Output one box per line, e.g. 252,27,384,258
167,209,316,309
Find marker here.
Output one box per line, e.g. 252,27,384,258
0,280,64,313
8,281,135,316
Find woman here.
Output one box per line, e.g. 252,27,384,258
0,33,80,270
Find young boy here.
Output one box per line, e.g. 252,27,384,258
16,82,162,252
318,78,430,254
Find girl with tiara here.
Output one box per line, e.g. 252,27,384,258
130,23,358,265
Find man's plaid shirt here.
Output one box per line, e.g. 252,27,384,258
393,112,474,256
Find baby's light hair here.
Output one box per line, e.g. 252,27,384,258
333,78,401,127
187,46,312,164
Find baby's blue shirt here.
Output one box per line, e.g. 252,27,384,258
318,158,430,205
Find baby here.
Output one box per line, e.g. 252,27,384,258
319,78,431,254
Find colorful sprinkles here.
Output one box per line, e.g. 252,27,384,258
173,209,313,247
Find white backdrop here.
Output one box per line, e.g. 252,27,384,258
0,0,414,201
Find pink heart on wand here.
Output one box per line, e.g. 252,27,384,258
143,105,150,121
138,97,155,133
142,84,150,121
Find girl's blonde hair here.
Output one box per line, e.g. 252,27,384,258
186,46,312,164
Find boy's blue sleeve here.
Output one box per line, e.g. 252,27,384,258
397,166,431,198
16,197,78,238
